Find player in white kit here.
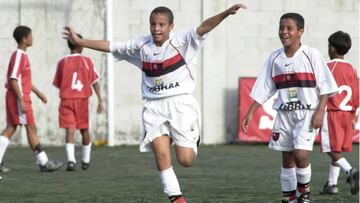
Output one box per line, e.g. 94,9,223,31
242,13,338,203
63,4,246,203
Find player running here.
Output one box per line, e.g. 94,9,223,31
63,4,246,203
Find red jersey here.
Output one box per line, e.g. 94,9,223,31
53,54,99,99
326,59,359,112
5,49,32,102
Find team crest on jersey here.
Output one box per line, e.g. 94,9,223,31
155,78,164,86
272,132,280,141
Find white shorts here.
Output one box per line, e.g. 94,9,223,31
269,109,318,151
139,94,201,154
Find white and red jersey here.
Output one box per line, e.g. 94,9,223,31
53,54,99,99
250,44,338,110
5,49,32,102
110,27,208,99
326,59,359,112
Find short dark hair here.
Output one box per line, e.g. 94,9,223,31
13,26,31,44
328,31,351,55
67,33,83,50
280,13,305,30
150,6,174,24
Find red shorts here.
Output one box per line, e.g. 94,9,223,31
59,98,89,129
320,111,354,152
6,91,35,125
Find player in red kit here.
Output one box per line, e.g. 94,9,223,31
53,33,104,171
0,26,63,173
319,31,359,195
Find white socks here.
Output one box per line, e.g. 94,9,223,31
36,151,49,166
0,136,9,163
66,143,92,164
327,158,353,185
66,143,76,163
296,164,311,196
281,167,297,202
335,158,352,175
82,143,91,163
281,167,297,191
158,166,182,197
328,164,341,185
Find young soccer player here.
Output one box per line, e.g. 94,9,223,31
53,33,104,171
63,4,246,202
241,13,338,203
0,25,63,172
319,31,359,195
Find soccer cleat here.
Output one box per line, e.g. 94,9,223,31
281,198,297,203
347,168,359,195
81,161,90,170
319,181,338,195
39,160,63,172
169,195,186,203
66,161,76,171
0,162,11,173
297,192,310,203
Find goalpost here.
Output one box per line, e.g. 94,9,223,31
106,0,115,146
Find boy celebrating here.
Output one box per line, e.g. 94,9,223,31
63,4,246,202
319,31,359,195
0,26,63,172
242,13,338,203
53,33,104,171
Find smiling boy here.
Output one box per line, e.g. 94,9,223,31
242,13,338,203
63,4,246,203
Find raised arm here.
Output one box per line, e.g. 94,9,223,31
196,3,247,37
62,26,110,52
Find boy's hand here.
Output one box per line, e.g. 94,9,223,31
352,113,357,130
311,109,324,129
227,3,247,15
97,101,104,113
241,113,252,133
62,26,80,45
37,92,47,104
20,100,27,113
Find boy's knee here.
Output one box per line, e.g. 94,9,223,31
177,156,193,167
157,152,171,163
80,129,89,134
294,151,309,168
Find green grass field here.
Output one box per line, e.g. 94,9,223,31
0,144,358,203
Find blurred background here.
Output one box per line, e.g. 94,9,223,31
0,0,358,146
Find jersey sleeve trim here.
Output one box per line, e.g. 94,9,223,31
10,50,22,80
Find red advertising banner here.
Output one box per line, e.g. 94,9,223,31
238,77,359,143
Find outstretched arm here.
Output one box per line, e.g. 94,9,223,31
196,3,246,37
62,26,110,52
